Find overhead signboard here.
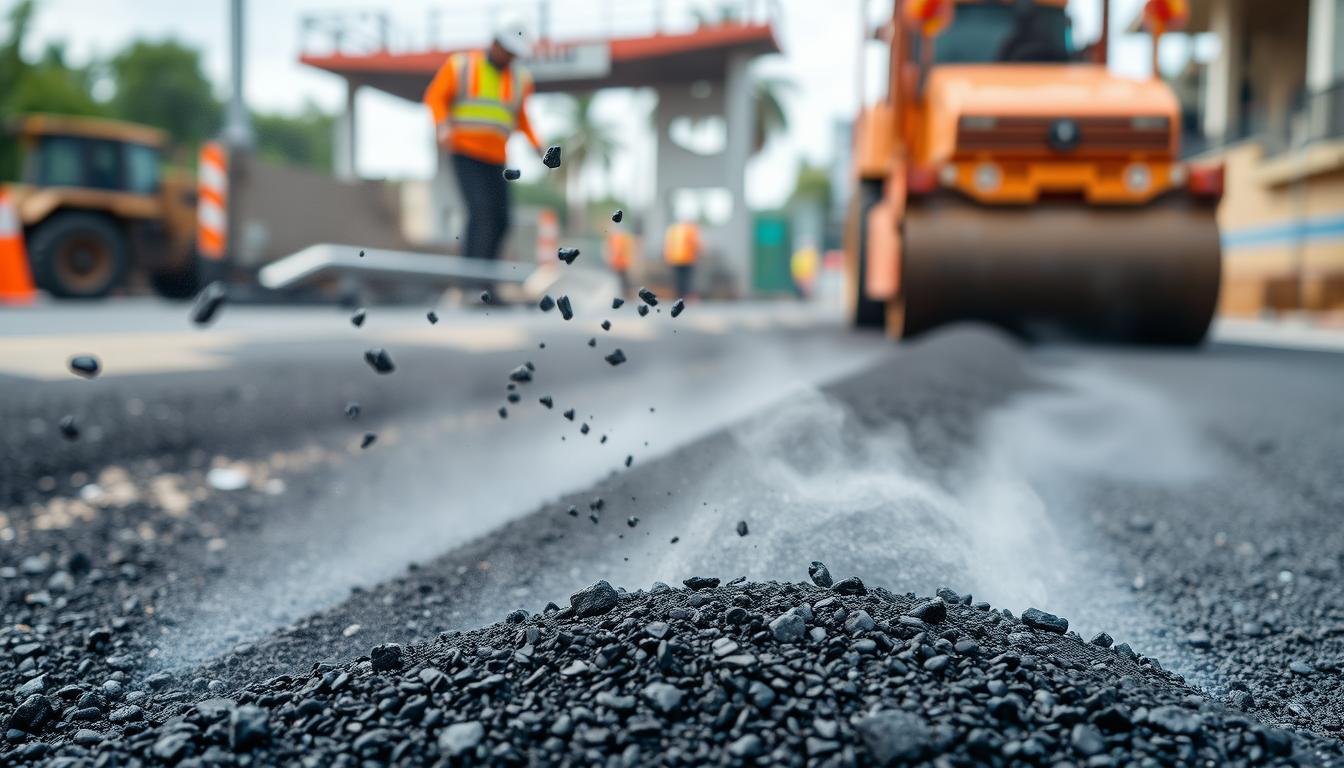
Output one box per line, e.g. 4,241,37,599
527,42,611,81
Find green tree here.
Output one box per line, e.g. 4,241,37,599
106,39,221,149
252,105,335,173
1,2,105,179
789,163,832,210
550,94,620,232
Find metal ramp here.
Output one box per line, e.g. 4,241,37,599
257,244,534,290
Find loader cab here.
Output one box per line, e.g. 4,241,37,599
24,130,163,196
4,115,198,299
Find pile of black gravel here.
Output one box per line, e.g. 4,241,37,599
6,567,1339,766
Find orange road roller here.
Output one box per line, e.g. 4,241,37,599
848,0,1223,344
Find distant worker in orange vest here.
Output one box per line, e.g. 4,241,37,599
423,15,543,273
663,220,701,299
605,230,635,296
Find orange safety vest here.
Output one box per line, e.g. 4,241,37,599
424,51,539,165
606,231,634,272
664,222,700,266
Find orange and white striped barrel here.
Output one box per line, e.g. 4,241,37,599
535,208,558,264
197,142,228,261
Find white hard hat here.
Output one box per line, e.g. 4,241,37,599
493,13,533,57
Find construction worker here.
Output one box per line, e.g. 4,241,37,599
663,219,701,299
423,16,543,276
605,230,635,296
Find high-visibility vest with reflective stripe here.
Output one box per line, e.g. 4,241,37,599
450,51,529,138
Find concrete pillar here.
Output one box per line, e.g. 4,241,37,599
1306,0,1342,91
1203,0,1244,143
722,52,755,294
648,95,672,273
334,81,358,180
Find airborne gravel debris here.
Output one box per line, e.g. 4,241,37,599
68,355,100,379
189,282,229,326
363,348,395,374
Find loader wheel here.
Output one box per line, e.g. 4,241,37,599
849,179,886,329
29,212,128,299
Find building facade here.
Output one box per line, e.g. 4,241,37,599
1183,0,1344,314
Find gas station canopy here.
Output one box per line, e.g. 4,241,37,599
301,22,780,100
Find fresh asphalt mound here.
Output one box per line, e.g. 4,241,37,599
5,567,1340,766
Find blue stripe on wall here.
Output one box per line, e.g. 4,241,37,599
1223,214,1344,249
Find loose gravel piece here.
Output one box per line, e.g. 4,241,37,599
670,298,686,318
542,146,562,168
9,573,1316,766
587,338,596,348
563,409,575,421
360,432,377,449
638,287,658,306
57,415,79,441
539,396,553,409
538,295,555,312
638,305,650,317
68,356,100,379
344,401,360,420
557,296,573,321
601,320,611,331
350,308,366,327
611,209,623,223
558,247,580,265
363,348,395,374
502,168,520,181
480,291,492,304
508,365,533,383
604,349,627,366
612,298,625,309
426,310,438,325
809,561,834,588
189,282,228,326
736,520,749,536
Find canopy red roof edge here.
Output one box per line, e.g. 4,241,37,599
301,22,779,77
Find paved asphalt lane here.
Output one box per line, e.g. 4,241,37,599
2,298,1343,760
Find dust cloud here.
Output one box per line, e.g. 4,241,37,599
638,358,1214,641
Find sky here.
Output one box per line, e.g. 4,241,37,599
15,0,1202,208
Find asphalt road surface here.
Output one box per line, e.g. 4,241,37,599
1,297,1342,764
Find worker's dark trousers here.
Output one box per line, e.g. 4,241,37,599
673,265,694,298
451,153,510,268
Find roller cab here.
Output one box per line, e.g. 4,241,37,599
848,0,1224,344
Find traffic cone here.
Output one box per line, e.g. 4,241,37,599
0,190,37,305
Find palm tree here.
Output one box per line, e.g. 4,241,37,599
752,75,792,153
550,94,620,232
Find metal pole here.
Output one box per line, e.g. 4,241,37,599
224,0,253,149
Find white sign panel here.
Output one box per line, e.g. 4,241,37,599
527,42,611,81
